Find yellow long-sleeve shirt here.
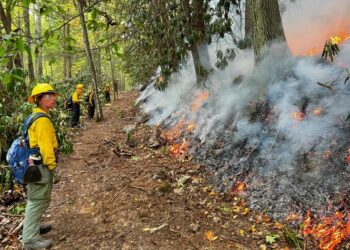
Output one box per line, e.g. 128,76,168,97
72,91,82,103
28,107,58,170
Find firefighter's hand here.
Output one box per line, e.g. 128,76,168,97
53,169,62,184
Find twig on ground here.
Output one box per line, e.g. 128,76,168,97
0,213,24,217
9,219,24,235
48,198,72,210
129,185,149,193
111,186,128,202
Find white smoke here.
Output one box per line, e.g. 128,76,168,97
138,0,350,176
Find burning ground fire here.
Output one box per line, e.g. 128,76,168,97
161,91,209,158
303,210,350,250
140,4,350,249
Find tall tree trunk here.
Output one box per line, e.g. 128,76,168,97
34,1,43,80
66,9,72,79
63,20,72,79
0,2,22,69
107,33,117,101
244,0,252,47
183,0,206,85
93,20,102,84
23,5,35,83
75,0,103,121
248,0,287,62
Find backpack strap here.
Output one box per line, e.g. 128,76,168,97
21,113,50,140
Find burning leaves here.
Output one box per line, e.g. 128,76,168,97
161,91,209,159
303,32,350,59
303,210,350,250
346,148,350,164
291,111,305,122
322,33,350,62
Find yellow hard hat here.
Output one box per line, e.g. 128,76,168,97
28,83,59,103
76,83,84,89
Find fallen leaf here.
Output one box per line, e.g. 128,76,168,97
259,244,267,250
250,224,256,233
204,230,218,241
273,221,284,230
242,207,249,215
266,234,279,244
239,229,245,236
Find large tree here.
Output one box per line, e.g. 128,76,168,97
0,1,22,69
23,4,35,82
247,0,287,62
75,0,103,121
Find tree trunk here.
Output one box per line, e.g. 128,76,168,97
0,1,22,69
75,0,103,121
63,19,72,79
244,0,252,47
34,1,43,79
248,0,287,62
107,33,117,101
182,0,211,85
93,22,102,84
23,5,35,83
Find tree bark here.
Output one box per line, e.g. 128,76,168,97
34,1,43,79
107,33,118,101
0,1,22,69
248,0,287,62
23,5,35,82
63,18,72,79
244,0,252,47
75,0,103,121
182,0,208,85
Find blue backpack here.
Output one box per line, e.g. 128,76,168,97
6,113,49,184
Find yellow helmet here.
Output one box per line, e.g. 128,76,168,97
28,83,59,103
76,83,84,89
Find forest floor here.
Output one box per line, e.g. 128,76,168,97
2,90,301,249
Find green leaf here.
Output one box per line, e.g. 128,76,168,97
15,38,25,52
216,50,223,60
91,8,98,20
23,0,30,8
346,113,350,121
0,46,6,57
265,234,279,244
2,72,11,85
11,73,25,82
56,5,65,14
87,20,98,31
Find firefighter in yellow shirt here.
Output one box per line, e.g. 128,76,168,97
104,83,111,103
85,86,95,119
23,83,59,249
71,83,84,127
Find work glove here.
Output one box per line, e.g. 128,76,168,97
52,169,62,184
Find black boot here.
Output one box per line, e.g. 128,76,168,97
39,224,52,235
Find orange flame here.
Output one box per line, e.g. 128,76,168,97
302,210,350,250
292,111,305,122
162,91,209,159
169,139,189,158
191,91,209,111
231,181,246,194
301,32,350,56
313,107,323,116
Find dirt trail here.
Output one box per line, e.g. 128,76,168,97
45,91,291,250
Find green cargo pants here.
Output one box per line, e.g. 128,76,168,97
22,165,53,244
